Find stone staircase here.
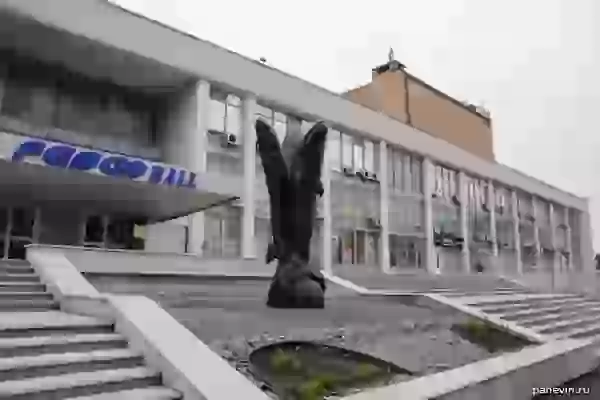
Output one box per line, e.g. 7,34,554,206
0,259,181,399
335,266,600,342
453,291,600,341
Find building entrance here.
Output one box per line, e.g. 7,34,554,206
0,204,145,260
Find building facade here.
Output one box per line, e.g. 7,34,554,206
0,0,594,278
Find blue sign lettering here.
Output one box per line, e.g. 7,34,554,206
11,139,197,189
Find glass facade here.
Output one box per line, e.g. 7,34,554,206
0,54,160,157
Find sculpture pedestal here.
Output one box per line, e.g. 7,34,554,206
266,257,325,309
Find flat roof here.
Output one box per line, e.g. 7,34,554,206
0,0,588,211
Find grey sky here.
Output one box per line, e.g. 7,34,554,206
113,0,599,250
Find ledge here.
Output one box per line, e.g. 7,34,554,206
342,339,598,400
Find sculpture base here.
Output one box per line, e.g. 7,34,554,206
266,259,326,309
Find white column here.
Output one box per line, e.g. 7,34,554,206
321,134,333,274
563,207,573,270
487,181,498,276
511,190,523,275
532,196,541,265
458,172,470,273
403,154,411,193
379,141,390,273
158,79,209,255
549,203,559,275
188,81,209,255
241,96,257,259
579,204,595,274
422,157,435,274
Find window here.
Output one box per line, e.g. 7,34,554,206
274,112,287,143
328,130,341,171
341,133,353,168
209,98,226,132
353,139,364,171
364,140,374,173
255,104,287,144
412,157,422,193
435,166,443,194
84,215,105,244
393,151,403,190
387,149,396,189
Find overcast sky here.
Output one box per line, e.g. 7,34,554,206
113,0,600,250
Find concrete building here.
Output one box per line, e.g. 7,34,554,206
0,0,594,279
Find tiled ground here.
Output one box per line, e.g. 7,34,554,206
88,275,505,396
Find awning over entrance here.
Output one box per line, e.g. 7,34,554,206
0,131,238,223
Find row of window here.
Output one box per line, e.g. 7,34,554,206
388,149,422,193
328,131,376,174
1,56,159,147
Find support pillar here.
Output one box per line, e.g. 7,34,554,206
579,205,595,274
549,203,559,275
532,196,541,265
488,181,498,257
379,141,390,273
241,96,257,259
155,79,209,255
422,157,435,274
187,81,209,255
563,207,573,270
511,191,523,275
321,133,333,274
458,172,470,273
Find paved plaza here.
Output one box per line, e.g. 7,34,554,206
88,275,501,396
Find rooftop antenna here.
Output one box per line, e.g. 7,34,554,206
388,47,395,62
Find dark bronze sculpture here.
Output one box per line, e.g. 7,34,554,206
255,119,328,309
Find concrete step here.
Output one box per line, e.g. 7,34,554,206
536,312,600,335
0,333,129,358
0,273,41,283
0,312,113,338
476,296,591,313
0,265,34,274
0,298,58,311
0,260,31,267
0,292,53,301
0,367,162,399
465,293,580,307
499,300,600,321
0,282,46,293
553,321,600,340
518,305,600,327
0,349,145,381
440,289,533,297
66,387,182,399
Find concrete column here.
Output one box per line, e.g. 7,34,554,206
549,203,559,274
156,79,209,254
379,141,390,273
422,157,435,274
458,172,470,273
563,207,573,270
187,81,210,255
321,133,333,274
403,154,411,193
241,95,257,259
511,190,523,275
579,205,595,274
532,196,541,265
487,182,498,276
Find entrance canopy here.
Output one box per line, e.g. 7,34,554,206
0,132,238,223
